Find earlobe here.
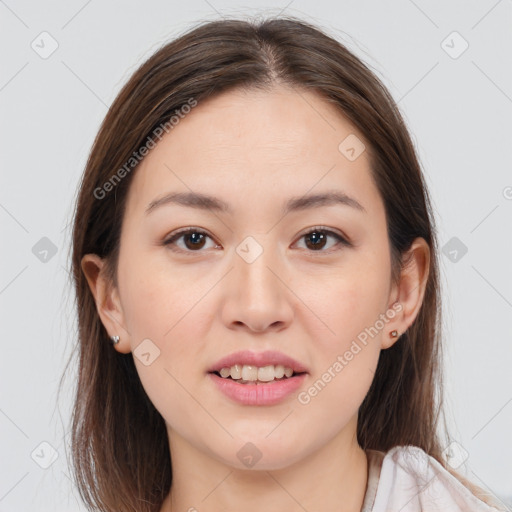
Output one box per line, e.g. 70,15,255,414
382,237,430,350
81,254,130,353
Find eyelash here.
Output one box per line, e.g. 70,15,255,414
162,226,351,255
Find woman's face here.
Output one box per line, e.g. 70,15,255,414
95,85,410,469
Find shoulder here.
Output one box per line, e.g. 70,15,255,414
363,445,506,512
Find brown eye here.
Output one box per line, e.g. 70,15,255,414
296,227,351,253
163,228,217,252
304,231,328,250
163,226,351,255
182,232,207,250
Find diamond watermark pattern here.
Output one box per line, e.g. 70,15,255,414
441,31,469,59
31,31,59,59
442,441,469,469
442,236,468,263
32,237,58,263
30,441,59,469
133,338,161,366
236,236,263,264
338,134,366,161
236,442,263,468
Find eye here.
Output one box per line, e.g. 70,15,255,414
163,227,219,253
162,226,351,254
294,226,351,253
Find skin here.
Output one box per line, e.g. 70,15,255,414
82,85,429,512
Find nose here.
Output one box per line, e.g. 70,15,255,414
221,241,294,333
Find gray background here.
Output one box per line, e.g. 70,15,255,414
1,0,511,510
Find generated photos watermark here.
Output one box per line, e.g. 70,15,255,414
93,97,198,200
297,301,403,405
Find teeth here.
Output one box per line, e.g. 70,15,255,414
231,364,242,379
274,365,285,379
219,367,230,378
217,364,297,382
258,365,275,382
241,365,258,381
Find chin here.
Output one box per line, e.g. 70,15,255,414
211,437,306,472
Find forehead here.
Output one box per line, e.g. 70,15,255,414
124,85,383,219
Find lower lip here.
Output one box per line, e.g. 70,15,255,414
208,372,307,406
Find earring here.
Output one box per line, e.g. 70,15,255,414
111,335,120,345
390,330,398,338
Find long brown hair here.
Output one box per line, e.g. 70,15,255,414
60,15,500,512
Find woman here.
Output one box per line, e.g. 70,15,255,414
64,16,506,512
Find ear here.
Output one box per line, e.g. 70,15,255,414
81,253,131,354
382,237,430,350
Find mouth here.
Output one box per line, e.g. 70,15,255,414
208,366,308,406
209,364,307,385
207,350,309,404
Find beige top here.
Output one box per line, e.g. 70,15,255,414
360,446,506,512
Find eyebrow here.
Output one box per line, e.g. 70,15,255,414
145,190,366,216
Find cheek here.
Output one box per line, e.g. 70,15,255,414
295,249,390,410
297,345,379,440
117,247,210,343
117,247,216,404
300,253,392,350
298,274,385,420
117,255,213,426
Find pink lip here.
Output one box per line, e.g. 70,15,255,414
207,350,309,374
208,372,307,406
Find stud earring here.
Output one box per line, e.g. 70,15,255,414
111,335,120,345
390,330,398,338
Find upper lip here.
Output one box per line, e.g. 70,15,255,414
208,350,309,374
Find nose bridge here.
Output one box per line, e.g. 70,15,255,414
235,234,281,298
222,233,294,331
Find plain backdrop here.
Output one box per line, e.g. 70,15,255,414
1,1,511,510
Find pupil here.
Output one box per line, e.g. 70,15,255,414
307,231,325,250
186,232,205,249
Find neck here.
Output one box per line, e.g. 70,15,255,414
161,418,368,512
